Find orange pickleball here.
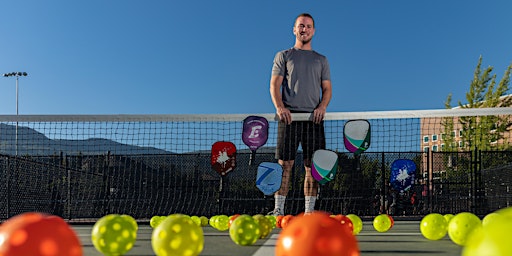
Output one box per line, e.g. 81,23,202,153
276,211,359,256
0,212,82,256
276,215,285,228
280,215,295,229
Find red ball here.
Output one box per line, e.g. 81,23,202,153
0,212,83,256
280,215,295,229
386,214,395,228
228,214,240,228
276,211,359,256
338,215,354,234
276,215,284,228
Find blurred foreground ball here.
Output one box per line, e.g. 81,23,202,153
420,213,448,240
151,214,204,256
463,209,512,256
337,215,354,234
0,212,82,256
92,214,138,256
276,211,359,256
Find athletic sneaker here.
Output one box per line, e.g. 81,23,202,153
267,208,284,216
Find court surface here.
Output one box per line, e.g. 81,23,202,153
76,220,462,256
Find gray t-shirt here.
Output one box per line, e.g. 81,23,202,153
272,47,331,112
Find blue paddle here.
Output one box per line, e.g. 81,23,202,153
256,162,283,195
390,159,416,193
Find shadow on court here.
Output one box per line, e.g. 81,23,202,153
74,221,462,256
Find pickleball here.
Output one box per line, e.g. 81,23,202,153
420,213,448,240
150,216,163,228
229,214,261,246
0,212,82,256
463,210,512,256
265,215,277,229
190,216,202,226
444,213,454,224
346,214,363,235
215,215,230,231
373,214,392,232
92,214,138,256
280,214,295,229
229,214,241,228
482,212,500,227
200,216,209,227
275,211,359,256
447,212,481,246
253,214,272,239
336,214,354,234
151,214,204,256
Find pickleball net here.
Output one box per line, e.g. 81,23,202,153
0,107,511,221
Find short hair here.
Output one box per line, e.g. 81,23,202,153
295,13,315,28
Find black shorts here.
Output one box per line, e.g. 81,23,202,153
275,120,326,163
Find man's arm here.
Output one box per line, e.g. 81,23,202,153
313,79,332,123
270,75,292,124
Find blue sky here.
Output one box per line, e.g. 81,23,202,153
1,0,511,115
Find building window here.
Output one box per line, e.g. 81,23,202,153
432,134,438,142
459,141,464,148
441,144,445,151
459,129,463,137
423,136,429,144
451,130,456,137
423,146,429,153
432,145,438,152
440,133,445,141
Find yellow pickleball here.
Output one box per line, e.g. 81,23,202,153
91,214,138,256
151,214,204,256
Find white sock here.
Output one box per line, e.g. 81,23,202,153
274,194,286,212
305,196,316,213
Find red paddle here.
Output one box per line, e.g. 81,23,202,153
211,141,237,176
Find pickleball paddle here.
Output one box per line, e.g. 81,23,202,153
256,162,283,195
390,159,416,192
242,116,269,165
311,149,339,185
344,119,371,154
211,141,237,176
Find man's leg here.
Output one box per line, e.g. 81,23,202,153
271,159,293,216
304,160,319,213
302,121,324,214
271,120,297,216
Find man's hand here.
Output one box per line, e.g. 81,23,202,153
277,107,292,124
313,106,326,124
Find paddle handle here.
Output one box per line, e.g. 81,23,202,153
249,151,256,165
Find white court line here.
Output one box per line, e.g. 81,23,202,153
252,234,279,256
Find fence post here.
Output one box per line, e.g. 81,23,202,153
6,156,11,218
426,148,432,213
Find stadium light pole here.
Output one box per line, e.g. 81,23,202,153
3,71,28,156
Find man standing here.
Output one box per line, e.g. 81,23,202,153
269,13,332,215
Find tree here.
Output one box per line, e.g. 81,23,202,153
443,56,512,151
